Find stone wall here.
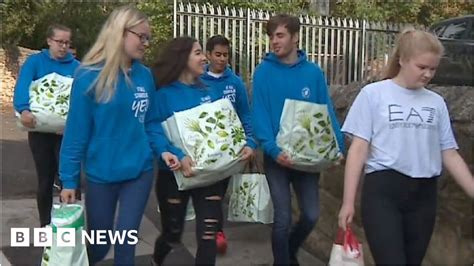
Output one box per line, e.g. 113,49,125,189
1,47,39,107
300,81,473,265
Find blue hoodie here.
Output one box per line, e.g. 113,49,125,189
59,61,169,189
153,80,220,168
252,50,345,161
201,66,257,149
13,49,80,113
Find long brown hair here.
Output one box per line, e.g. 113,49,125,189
382,28,444,79
152,36,197,88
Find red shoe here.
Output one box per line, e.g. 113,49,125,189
216,231,227,254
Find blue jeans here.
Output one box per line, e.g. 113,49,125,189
85,171,153,265
264,157,320,265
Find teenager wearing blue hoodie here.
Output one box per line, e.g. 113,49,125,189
13,24,80,227
252,14,345,265
151,36,228,266
201,35,256,254
59,6,179,265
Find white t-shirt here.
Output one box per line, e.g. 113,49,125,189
342,79,458,178
207,71,224,78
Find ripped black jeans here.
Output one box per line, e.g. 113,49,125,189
153,170,223,265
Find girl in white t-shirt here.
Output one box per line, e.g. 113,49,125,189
337,29,474,265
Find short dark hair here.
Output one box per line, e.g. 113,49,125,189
206,35,230,52
152,36,198,88
46,24,72,38
266,14,300,36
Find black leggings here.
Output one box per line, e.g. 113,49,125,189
216,177,230,232
28,132,62,227
361,170,438,265
153,170,223,265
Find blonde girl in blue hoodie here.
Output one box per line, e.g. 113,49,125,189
59,6,179,265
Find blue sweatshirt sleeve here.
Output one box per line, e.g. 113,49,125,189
316,70,346,154
59,70,94,189
251,68,281,160
235,78,257,149
153,90,187,161
145,87,176,160
13,55,37,113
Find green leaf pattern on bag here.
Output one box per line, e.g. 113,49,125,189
29,73,72,121
277,99,341,172
182,100,246,167
293,111,339,161
230,180,258,220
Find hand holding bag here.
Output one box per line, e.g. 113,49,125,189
328,227,364,266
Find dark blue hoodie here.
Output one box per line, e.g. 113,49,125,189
13,49,80,113
201,66,257,149
252,50,345,160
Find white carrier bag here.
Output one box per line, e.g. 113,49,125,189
41,204,88,266
16,72,73,133
276,99,342,173
162,98,246,190
228,161,273,224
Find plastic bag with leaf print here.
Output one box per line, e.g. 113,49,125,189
162,98,246,190
276,99,343,173
15,72,73,133
227,160,273,224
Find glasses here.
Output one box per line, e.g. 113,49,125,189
50,39,71,47
127,29,151,44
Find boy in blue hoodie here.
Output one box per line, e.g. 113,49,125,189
251,14,345,265
13,24,80,227
202,35,256,254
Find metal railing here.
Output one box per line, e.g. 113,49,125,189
174,1,409,86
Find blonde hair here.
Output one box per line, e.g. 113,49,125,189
383,28,444,80
81,5,148,102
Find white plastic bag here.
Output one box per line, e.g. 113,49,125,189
227,162,273,224
16,72,73,133
276,99,341,173
329,228,364,266
41,204,88,266
162,98,246,190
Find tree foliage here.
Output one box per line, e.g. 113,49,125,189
1,0,124,57
332,0,474,26
1,0,472,63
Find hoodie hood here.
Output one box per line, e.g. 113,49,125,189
262,50,308,68
41,48,75,63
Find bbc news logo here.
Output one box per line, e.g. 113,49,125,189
11,228,138,247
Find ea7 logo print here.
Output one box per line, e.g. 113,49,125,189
301,87,310,98
388,104,437,130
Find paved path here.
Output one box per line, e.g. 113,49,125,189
1,107,325,265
